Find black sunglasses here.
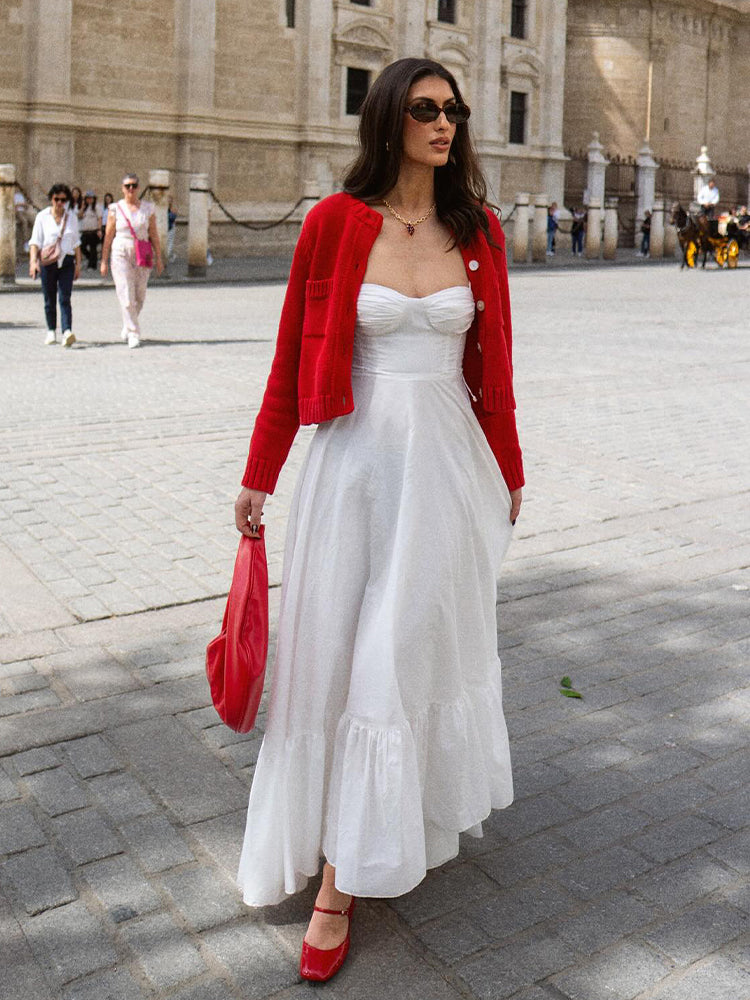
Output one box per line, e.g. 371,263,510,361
51,196,67,202
405,100,471,124
123,182,138,189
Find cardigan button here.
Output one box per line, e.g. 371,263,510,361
468,259,479,271
477,341,482,353
342,395,347,405
478,387,483,398
476,299,485,311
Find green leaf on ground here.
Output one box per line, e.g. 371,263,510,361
560,676,572,688
560,675,583,698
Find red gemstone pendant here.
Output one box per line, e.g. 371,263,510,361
406,223,415,236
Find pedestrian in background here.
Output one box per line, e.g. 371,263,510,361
546,201,559,255
167,197,177,262
570,206,585,256
234,56,523,983
70,186,83,215
101,192,114,229
638,210,652,257
697,177,720,219
78,190,102,269
100,173,163,348
28,184,81,347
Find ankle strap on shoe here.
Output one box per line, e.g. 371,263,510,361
313,903,352,916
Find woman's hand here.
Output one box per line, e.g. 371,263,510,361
235,487,266,538
154,255,164,276
100,259,108,278
29,260,39,279
509,488,522,525
74,262,81,281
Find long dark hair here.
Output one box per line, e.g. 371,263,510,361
343,58,491,247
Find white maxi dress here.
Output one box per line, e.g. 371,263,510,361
237,282,515,906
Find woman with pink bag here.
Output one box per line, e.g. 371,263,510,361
100,173,163,348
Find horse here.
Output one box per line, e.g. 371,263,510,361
670,203,711,269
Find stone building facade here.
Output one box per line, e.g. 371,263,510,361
564,0,750,168
0,0,567,252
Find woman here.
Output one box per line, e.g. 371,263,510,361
70,186,83,214
234,58,523,982
100,174,163,348
101,192,114,228
28,184,81,347
78,191,102,270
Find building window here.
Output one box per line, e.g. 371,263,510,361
351,0,372,5
511,0,526,39
346,67,370,115
509,91,526,144
285,0,295,28
437,1,456,24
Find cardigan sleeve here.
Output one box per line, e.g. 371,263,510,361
480,208,525,492
241,226,312,493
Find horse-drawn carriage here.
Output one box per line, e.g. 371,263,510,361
671,204,747,269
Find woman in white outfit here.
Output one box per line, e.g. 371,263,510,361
100,174,163,348
233,57,524,983
29,183,81,347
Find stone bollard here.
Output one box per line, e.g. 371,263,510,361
512,193,530,263
664,204,677,257
532,193,549,263
650,197,665,259
585,198,602,259
0,164,16,284
603,197,618,260
188,173,210,278
148,169,170,274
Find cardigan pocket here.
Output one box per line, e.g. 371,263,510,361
302,278,333,338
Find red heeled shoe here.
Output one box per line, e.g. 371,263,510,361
299,896,356,982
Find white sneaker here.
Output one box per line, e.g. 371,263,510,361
120,328,129,342
62,329,76,348
128,334,140,349
45,330,56,345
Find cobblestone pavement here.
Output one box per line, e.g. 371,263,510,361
1,265,749,1000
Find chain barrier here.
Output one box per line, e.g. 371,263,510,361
202,190,319,232
13,182,42,213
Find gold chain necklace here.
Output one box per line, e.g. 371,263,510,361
382,198,436,236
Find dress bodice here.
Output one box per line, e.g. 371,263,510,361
352,284,475,377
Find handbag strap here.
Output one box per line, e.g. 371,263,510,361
117,202,140,241
53,208,68,250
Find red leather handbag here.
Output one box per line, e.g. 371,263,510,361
205,527,269,732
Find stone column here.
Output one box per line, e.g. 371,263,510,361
693,145,714,203
664,212,677,257
188,173,210,277
586,132,609,207
512,193,530,263
585,198,602,259
603,197,618,260
636,141,658,236
650,197,665,259
148,170,170,274
532,194,549,263
747,162,750,209
0,164,16,284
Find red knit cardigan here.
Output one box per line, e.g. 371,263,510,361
242,193,524,493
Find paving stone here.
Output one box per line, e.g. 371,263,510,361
474,831,578,888
23,766,90,816
644,902,748,965
489,794,580,841
87,772,156,823
632,774,718,822
555,892,656,955
119,911,207,990
698,783,750,831
0,766,20,802
648,955,750,1000
456,928,576,999
552,939,672,1000
388,861,498,928
413,911,492,965
109,717,246,824
631,815,724,864
632,853,737,910
160,863,244,931
0,895,55,1000
705,829,750,875
23,899,117,987
471,882,576,941
555,769,641,812
201,921,302,999
11,746,59,776
61,967,146,1000
82,855,161,922
51,808,121,865
186,810,246,878
554,845,654,900
0,846,77,915
0,801,47,854
698,750,750,793
62,735,121,777
557,804,651,852
119,814,195,872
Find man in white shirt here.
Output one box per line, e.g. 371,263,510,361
697,178,720,218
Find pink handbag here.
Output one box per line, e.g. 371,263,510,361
40,209,68,265
205,527,269,733
117,203,154,268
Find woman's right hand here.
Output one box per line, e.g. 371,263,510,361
100,260,108,278
235,487,266,538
